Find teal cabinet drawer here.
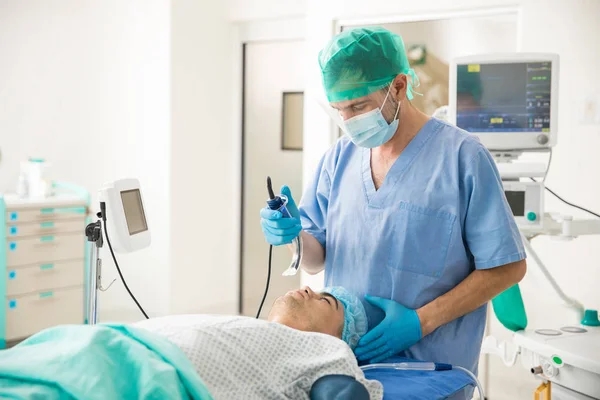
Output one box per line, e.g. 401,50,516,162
6,206,86,223
6,218,84,238
6,259,84,296
5,286,84,341
6,233,84,267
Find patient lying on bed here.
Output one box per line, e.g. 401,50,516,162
0,286,382,400
134,285,383,399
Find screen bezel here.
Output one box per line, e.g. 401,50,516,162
449,53,559,151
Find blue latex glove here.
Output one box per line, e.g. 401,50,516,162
260,185,302,246
354,295,422,363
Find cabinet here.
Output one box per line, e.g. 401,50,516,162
0,191,89,347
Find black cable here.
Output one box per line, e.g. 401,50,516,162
100,203,149,319
256,245,273,319
530,178,600,218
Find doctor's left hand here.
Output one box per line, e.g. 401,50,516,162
354,295,422,363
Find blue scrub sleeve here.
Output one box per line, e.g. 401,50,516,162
462,148,526,270
299,154,331,248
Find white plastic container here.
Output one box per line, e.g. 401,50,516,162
20,158,52,198
16,173,28,198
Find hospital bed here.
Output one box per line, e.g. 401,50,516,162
0,320,478,400
313,356,477,400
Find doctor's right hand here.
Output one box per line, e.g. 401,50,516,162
260,185,302,246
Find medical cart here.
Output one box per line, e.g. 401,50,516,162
0,184,90,348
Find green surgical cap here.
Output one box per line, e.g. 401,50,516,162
319,27,419,103
323,286,368,350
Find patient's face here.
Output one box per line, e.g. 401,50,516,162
267,286,345,339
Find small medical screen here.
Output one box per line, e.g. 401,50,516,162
120,189,148,235
455,61,552,133
505,191,525,216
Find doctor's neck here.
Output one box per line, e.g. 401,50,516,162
378,101,430,156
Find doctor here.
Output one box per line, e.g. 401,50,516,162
260,27,527,374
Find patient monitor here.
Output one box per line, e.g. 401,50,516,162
449,53,559,151
99,178,151,253
449,53,560,231
86,178,151,325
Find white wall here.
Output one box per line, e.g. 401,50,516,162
0,0,171,319
228,0,307,21
170,0,237,315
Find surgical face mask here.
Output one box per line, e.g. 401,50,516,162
341,86,401,148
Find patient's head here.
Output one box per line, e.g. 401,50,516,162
267,286,368,349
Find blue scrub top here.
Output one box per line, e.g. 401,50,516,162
299,118,526,374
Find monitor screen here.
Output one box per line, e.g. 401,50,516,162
120,189,148,235
505,190,525,216
455,61,552,133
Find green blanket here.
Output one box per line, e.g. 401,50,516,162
0,324,213,400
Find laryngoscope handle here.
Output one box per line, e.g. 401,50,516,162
265,177,302,276
271,195,302,276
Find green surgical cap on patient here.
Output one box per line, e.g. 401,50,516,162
323,287,368,350
318,27,420,103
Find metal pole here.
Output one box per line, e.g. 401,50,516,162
85,219,103,325
86,242,100,325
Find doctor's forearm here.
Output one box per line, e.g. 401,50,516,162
287,231,325,274
416,259,527,337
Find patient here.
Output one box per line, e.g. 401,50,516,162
135,285,380,399
267,285,368,349
0,287,381,400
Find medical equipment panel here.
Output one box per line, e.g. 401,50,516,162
1,190,88,347
514,326,600,399
99,179,150,253
449,53,559,151
502,181,544,229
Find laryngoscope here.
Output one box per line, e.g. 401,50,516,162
266,176,303,276
256,177,303,318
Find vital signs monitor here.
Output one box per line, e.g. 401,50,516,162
449,53,559,151
99,178,150,253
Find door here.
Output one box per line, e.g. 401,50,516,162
241,40,304,317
